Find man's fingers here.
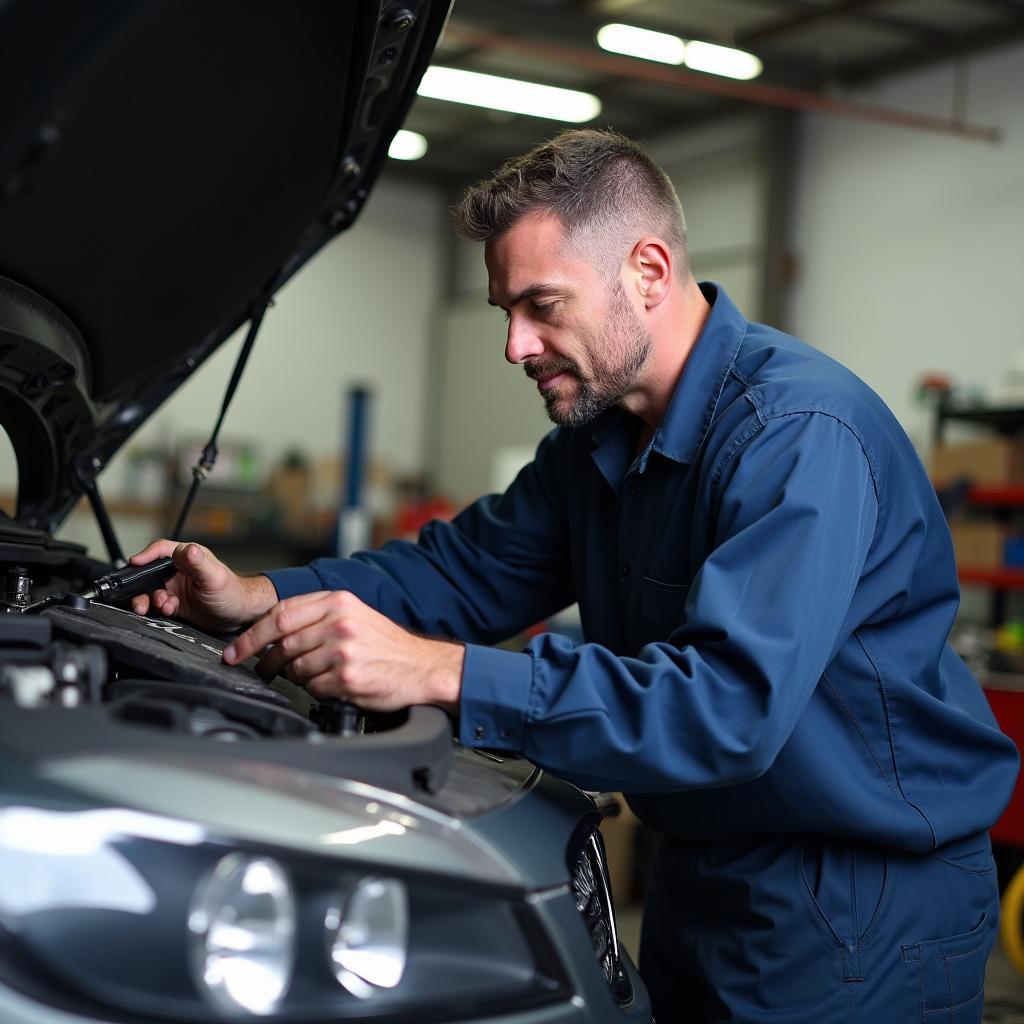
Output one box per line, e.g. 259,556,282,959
132,540,208,579
132,595,151,615
171,542,209,574
225,593,333,665
254,622,328,681
155,591,180,617
305,670,347,703
129,538,179,565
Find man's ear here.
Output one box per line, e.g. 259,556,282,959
627,237,673,309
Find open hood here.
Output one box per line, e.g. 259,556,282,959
0,0,450,531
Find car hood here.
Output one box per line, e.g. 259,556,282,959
0,0,450,532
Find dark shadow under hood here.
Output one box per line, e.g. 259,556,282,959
0,0,450,531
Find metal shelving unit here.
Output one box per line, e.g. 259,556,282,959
934,402,1024,623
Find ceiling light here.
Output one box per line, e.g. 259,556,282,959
596,23,685,65
388,130,428,161
596,23,763,81
417,66,601,123
683,40,763,81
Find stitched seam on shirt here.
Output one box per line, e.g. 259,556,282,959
759,409,881,502
709,398,764,492
699,321,749,451
744,385,766,423
710,422,763,493
821,672,899,798
855,629,939,848
728,364,751,388
931,855,993,876
526,650,544,725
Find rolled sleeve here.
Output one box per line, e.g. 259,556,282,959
458,644,534,750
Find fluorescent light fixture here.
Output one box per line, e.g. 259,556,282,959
684,39,763,81
388,129,428,161
418,66,601,123
596,23,763,81
596,23,685,65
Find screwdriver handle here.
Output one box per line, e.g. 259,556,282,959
89,556,178,602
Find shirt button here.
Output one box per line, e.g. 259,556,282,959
474,725,485,740
627,482,640,496
621,563,631,579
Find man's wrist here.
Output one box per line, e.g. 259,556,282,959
240,574,279,626
424,639,464,715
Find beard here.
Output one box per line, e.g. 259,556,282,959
525,282,653,429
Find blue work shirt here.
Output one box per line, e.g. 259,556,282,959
268,284,1017,852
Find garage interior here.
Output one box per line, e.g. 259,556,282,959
2,0,1023,1015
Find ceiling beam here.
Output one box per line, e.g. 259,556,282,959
959,0,1024,14
838,14,1024,84
445,0,821,91
442,22,1001,143
739,0,942,45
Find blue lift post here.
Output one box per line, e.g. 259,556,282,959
336,385,373,559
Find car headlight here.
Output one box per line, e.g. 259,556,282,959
0,801,568,1020
570,829,633,1005
188,853,296,1015
327,875,409,996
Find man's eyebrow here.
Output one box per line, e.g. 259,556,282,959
487,283,557,309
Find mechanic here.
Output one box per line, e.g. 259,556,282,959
132,129,1018,1023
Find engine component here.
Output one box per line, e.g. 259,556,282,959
0,613,107,707
3,566,31,610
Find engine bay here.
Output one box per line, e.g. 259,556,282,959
0,550,457,800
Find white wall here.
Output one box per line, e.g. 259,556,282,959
651,116,767,320
2,175,445,522
432,299,551,505
790,41,1024,453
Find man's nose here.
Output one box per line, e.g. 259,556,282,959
505,317,545,364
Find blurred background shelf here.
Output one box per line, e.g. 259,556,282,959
960,568,1024,591
966,486,1024,508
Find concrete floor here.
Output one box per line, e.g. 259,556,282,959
615,904,1024,1022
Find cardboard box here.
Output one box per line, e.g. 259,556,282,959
931,439,1024,487
949,522,1008,570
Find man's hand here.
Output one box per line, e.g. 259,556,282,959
129,540,278,632
223,590,464,714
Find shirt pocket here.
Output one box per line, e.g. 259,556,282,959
639,577,690,646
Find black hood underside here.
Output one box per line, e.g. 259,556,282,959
0,0,449,530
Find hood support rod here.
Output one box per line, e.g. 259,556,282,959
82,476,125,568
171,288,276,541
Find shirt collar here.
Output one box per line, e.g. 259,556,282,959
588,282,747,486
649,281,747,466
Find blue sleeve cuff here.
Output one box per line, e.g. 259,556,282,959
263,565,329,600
459,644,534,751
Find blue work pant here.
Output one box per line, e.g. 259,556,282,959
638,832,999,1023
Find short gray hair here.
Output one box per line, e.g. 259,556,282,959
452,128,687,277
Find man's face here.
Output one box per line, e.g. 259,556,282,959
485,212,653,428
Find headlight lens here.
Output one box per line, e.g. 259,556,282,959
187,854,295,1016
0,801,567,1020
328,876,409,997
